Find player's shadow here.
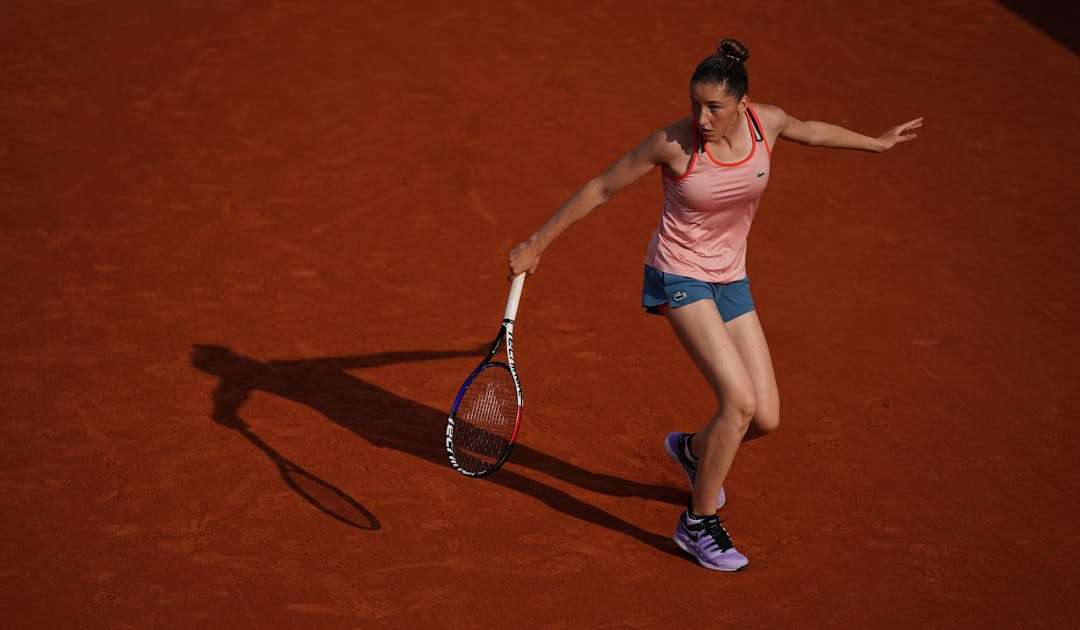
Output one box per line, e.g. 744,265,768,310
190,344,684,553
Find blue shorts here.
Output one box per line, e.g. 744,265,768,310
641,265,755,322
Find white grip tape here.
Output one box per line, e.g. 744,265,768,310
503,273,526,321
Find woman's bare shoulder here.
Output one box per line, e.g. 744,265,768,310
649,117,695,158
749,103,787,130
638,117,695,176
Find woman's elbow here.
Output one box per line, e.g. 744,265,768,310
585,178,614,206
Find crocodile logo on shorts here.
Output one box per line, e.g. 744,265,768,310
673,290,687,302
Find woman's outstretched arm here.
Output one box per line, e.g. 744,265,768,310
756,103,922,153
508,125,680,277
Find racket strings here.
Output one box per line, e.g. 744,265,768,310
453,365,518,468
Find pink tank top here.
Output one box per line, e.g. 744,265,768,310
644,107,771,283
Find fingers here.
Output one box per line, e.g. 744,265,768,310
508,239,543,280
900,117,924,134
882,117,922,147
508,250,538,280
898,122,921,142
887,117,922,134
506,265,535,281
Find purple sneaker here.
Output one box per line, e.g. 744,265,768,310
674,510,749,572
664,432,726,509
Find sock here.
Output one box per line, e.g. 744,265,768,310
685,498,712,522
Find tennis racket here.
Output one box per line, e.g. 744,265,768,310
446,273,525,477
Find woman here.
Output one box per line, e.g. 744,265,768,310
508,38,921,571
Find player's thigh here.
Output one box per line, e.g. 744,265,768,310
724,311,779,427
665,299,756,413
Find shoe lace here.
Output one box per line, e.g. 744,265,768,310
700,516,734,552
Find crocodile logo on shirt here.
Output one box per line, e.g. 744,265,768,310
756,171,766,178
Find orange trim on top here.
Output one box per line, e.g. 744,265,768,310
703,110,758,167
662,120,699,181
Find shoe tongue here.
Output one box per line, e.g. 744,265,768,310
686,511,714,523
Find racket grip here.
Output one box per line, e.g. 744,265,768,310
504,273,526,321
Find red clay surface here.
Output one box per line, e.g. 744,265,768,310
2,1,1078,627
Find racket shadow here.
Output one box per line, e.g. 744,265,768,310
191,344,683,554
240,425,379,530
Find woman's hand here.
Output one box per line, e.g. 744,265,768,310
508,239,543,280
876,117,923,152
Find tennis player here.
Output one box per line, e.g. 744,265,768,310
509,38,921,571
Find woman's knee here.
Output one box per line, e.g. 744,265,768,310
755,409,780,434
745,405,780,440
715,390,757,432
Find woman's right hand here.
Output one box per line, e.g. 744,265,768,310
508,239,542,279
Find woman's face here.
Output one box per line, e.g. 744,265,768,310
690,82,747,141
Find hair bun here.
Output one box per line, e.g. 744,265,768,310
717,38,749,62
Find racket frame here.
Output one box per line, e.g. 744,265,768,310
446,274,525,477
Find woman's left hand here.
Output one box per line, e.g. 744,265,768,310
876,117,923,151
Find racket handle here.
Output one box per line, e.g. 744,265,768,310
504,273,526,321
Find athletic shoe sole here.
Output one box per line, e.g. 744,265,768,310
674,531,749,572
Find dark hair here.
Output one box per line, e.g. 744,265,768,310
690,38,750,99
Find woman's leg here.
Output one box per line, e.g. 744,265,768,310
665,299,757,517
725,311,780,441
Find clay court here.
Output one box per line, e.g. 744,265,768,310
2,1,1078,627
